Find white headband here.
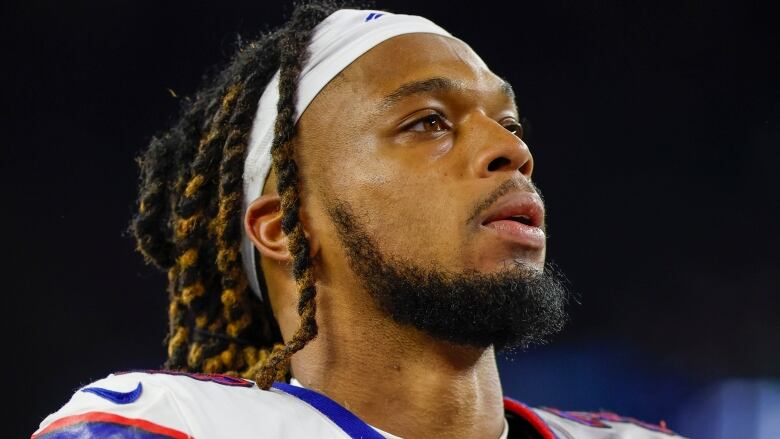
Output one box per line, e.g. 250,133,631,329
241,9,453,299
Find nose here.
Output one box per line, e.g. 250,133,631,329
468,113,534,179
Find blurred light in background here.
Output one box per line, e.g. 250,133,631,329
676,378,780,439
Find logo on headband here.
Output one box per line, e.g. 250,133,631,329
365,12,385,22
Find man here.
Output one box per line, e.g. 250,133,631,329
33,2,685,438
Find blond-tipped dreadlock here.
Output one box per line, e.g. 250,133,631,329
129,0,356,390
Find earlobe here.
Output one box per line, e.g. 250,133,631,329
244,195,290,262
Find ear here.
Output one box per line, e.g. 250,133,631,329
244,194,290,262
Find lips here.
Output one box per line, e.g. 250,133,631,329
480,191,546,248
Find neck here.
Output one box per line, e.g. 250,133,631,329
288,283,505,439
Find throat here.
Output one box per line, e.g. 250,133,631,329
290,328,506,439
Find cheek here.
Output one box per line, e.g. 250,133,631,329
354,174,469,267
317,136,469,268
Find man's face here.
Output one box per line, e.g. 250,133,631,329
302,33,544,273
295,33,566,348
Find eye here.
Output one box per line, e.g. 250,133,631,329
502,119,524,139
406,113,451,133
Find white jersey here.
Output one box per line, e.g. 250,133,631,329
32,370,687,438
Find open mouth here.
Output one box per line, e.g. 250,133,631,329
480,194,543,229
504,215,533,226
479,191,546,248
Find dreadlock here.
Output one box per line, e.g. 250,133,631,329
129,0,358,390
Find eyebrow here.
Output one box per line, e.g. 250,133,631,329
500,80,516,102
379,76,516,110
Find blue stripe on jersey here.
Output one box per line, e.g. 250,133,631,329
36,422,175,439
272,382,386,439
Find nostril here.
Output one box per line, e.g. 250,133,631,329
487,157,511,172
519,159,533,176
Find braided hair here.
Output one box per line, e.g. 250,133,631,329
129,0,358,390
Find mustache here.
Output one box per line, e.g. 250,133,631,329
465,178,544,226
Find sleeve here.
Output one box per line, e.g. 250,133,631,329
32,372,194,439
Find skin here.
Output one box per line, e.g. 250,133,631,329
245,33,542,439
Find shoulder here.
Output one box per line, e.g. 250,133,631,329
503,397,688,439
32,370,349,439
534,405,687,439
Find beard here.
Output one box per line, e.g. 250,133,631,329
325,199,569,351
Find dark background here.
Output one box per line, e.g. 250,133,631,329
5,1,778,437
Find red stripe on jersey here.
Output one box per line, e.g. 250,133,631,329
31,411,191,439
503,397,558,439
